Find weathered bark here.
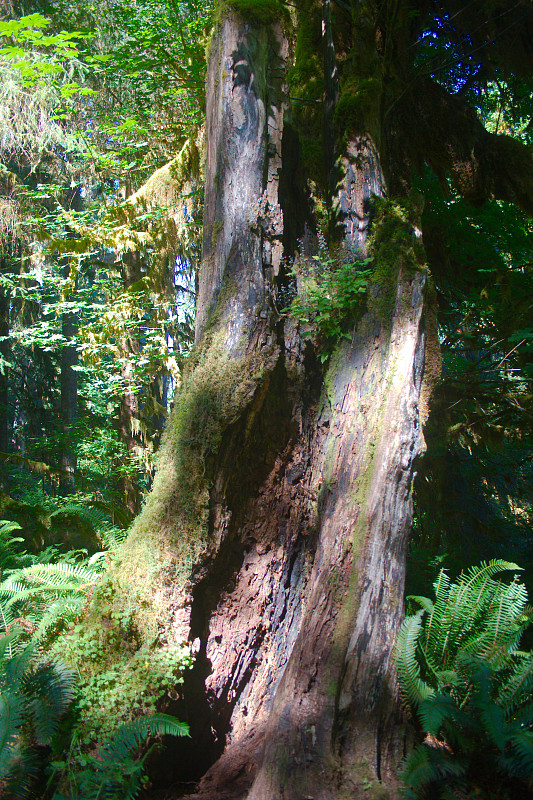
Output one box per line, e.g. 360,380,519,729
116,250,143,516
0,258,10,466
59,274,78,495
123,8,428,800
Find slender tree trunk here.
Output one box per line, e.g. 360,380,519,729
59,267,78,495
59,188,82,495
116,250,143,516
0,257,10,463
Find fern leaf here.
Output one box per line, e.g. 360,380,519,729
19,562,98,585
96,713,189,769
498,652,533,713
88,499,132,529
0,520,22,536
501,731,533,781
32,596,85,643
407,595,434,615
395,611,434,708
51,503,113,533
0,691,25,778
402,744,467,799
24,661,76,745
418,694,471,739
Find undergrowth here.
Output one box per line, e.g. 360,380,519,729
396,560,533,799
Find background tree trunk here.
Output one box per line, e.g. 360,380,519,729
0,257,11,464
115,250,143,516
59,267,78,495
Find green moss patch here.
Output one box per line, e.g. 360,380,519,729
109,328,277,640
56,576,193,741
368,194,427,324
334,76,382,140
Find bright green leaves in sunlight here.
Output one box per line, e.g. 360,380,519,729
0,14,93,170
0,13,92,92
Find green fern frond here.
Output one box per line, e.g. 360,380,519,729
0,520,22,537
0,744,41,798
402,744,467,800
32,596,85,642
424,569,451,655
88,499,132,529
0,597,16,636
0,631,22,662
18,562,99,585
0,691,25,778
395,611,434,708
498,652,533,713
1,646,34,687
408,595,434,615
23,661,76,746
418,694,472,739
99,713,189,765
398,562,533,798
98,526,128,551
501,731,533,780
51,503,113,534
75,714,189,800
424,562,522,668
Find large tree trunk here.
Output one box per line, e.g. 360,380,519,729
115,6,431,799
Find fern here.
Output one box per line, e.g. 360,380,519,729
0,642,76,797
397,561,533,798
498,652,533,713
395,610,434,708
0,560,100,644
402,745,467,800
51,503,113,533
57,713,189,800
99,713,189,764
0,691,26,777
418,694,472,740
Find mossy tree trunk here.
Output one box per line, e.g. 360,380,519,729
112,5,430,799
72,1,533,796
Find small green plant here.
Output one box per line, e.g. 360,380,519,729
287,243,371,359
70,636,194,741
396,560,533,798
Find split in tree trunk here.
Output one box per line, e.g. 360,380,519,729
111,8,435,799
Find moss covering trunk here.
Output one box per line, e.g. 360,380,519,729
103,3,432,797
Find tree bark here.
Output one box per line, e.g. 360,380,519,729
116,250,143,516
59,269,78,495
114,6,431,799
0,257,11,464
